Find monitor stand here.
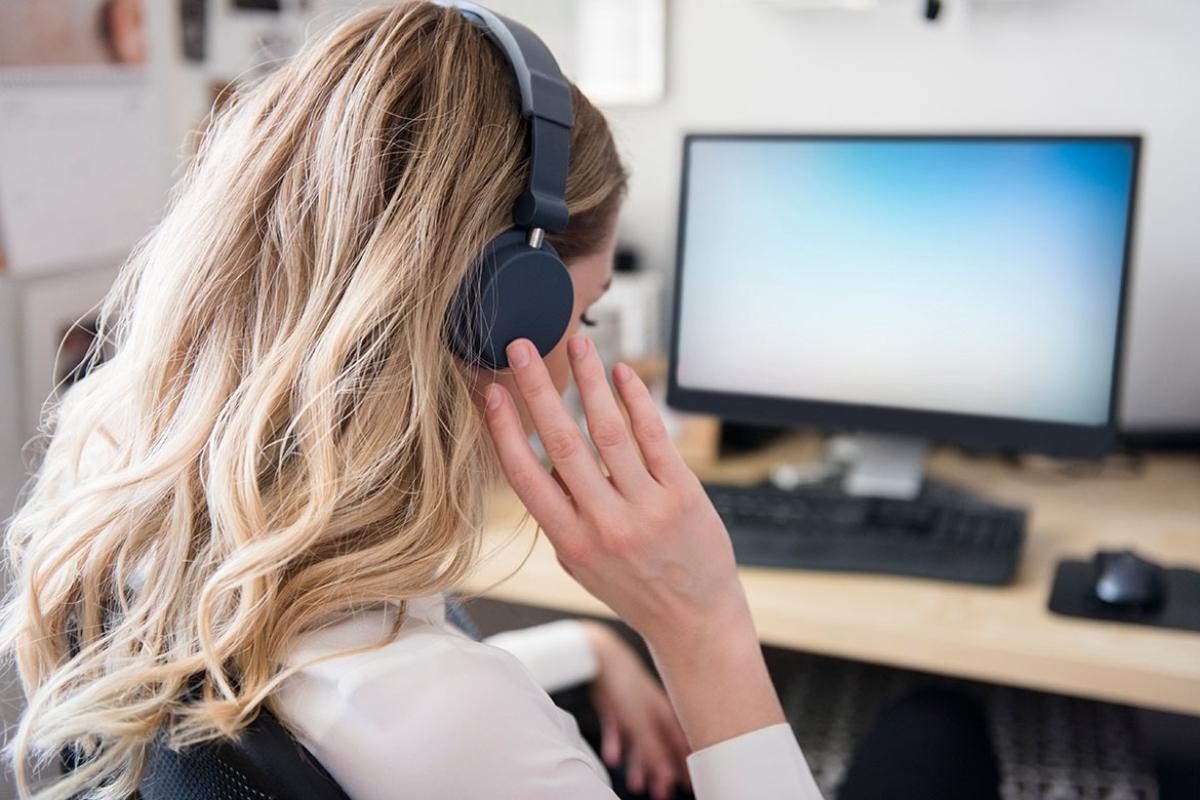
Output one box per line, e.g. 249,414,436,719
842,434,928,500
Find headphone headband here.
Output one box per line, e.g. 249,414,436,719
441,1,577,370
448,1,574,234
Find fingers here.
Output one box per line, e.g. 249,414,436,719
506,339,619,505
661,714,692,791
648,694,690,795
634,741,676,800
482,383,577,538
625,747,645,796
628,696,678,800
599,707,622,767
612,362,689,485
567,336,654,496
650,764,675,800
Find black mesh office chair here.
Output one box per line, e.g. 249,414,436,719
139,706,351,800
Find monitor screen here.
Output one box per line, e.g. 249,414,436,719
673,136,1137,430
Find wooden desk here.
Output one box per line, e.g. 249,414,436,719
461,434,1200,717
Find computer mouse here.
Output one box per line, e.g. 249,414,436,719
1092,550,1165,610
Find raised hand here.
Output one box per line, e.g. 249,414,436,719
484,337,786,751
483,336,745,648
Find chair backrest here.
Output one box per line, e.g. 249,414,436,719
140,706,351,800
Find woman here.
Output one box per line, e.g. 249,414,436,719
1,4,819,799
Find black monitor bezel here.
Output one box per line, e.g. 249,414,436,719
666,133,1142,458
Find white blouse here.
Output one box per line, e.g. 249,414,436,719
274,595,823,800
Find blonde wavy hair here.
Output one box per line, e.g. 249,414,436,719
0,3,626,797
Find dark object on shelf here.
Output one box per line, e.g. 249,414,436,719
179,0,206,62
1048,556,1200,633
613,245,640,273
233,0,282,10
924,0,942,21
705,479,1026,585
1093,550,1164,609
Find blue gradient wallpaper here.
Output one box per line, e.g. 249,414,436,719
676,138,1134,426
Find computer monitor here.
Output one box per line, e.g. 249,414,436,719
667,134,1140,495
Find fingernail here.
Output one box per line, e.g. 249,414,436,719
507,340,530,368
568,336,587,361
613,362,631,383
484,384,503,410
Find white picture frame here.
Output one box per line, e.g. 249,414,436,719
573,0,666,106
486,0,667,107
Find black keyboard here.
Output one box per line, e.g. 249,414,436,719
705,481,1026,585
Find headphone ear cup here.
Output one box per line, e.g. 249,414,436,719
448,229,575,370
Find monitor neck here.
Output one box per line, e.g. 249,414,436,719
841,433,929,500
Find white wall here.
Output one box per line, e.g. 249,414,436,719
595,0,1199,430
0,279,22,522
0,281,24,800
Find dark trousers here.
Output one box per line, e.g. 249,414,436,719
554,685,1000,800
839,687,1001,800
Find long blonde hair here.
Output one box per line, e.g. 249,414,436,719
1,4,626,797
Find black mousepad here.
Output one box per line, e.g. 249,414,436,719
1047,559,1200,633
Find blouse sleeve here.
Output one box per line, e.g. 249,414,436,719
687,723,824,800
484,619,599,693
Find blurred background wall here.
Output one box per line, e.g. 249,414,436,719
1,2,1198,795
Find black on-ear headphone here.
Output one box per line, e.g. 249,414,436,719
443,1,575,370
